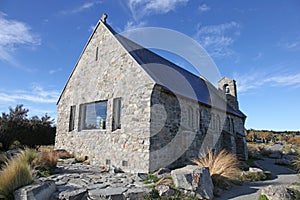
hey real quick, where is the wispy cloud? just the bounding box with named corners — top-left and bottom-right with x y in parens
top-left (60, 1), bottom-right (102, 15)
top-left (194, 21), bottom-right (240, 57)
top-left (126, 0), bottom-right (188, 30)
top-left (124, 20), bottom-right (147, 31)
top-left (128, 0), bottom-right (188, 20)
top-left (234, 70), bottom-right (300, 93)
top-left (198, 4), bottom-right (210, 13)
top-left (0, 12), bottom-right (40, 65)
top-left (0, 84), bottom-right (59, 103)
top-left (278, 38), bottom-right (300, 51)
top-left (49, 67), bottom-right (62, 75)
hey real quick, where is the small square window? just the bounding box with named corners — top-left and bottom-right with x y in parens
top-left (122, 160), bottom-right (128, 167)
top-left (106, 159), bottom-right (111, 165)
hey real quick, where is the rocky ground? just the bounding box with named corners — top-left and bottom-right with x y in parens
top-left (17, 160), bottom-right (152, 199)
top-left (216, 157), bottom-right (299, 200)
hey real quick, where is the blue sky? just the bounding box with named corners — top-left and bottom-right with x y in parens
top-left (0, 0), bottom-right (300, 131)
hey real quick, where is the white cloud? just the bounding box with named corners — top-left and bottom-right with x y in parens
top-left (49, 67), bottom-right (62, 75)
top-left (128, 0), bottom-right (188, 20)
top-left (198, 4), bottom-right (210, 12)
top-left (60, 1), bottom-right (102, 15)
top-left (0, 12), bottom-right (40, 64)
top-left (278, 38), bottom-right (300, 51)
top-left (234, 71), bottom-right (300, 93)
top-left (195, 21), bottom-right (240, 57)
top-left (124, 20), bottom-right (147, 31)
top-left (0, 84), bottom-right (59, 103)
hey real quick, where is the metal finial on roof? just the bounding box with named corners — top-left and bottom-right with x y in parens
top-left (101, 13), bottom-right (107, 23)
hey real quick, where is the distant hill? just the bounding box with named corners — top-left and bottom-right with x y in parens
top-left (245, 129), bottom-right (300, 135)
top-left (245, 129), bottom-right (300, 143)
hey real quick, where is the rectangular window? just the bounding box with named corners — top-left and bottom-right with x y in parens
top-left (112, 98), bottom-right (122, 131)
top-left (95, 47), bottom-right (98, 61)
top-left (122, 160), bottom-right (128, 167)
top-left (79, 101), bottom-right (107, 130)
top-left (69, 105), bottom-right (76, 131)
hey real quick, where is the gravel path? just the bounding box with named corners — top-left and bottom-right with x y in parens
top-left (215, 158), bottom-right (299, 200)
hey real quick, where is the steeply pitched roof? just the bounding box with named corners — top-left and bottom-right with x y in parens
top-left (58, 19), bottom-right (245, 118)
top-left (106, 24), bottom-right (246, 118)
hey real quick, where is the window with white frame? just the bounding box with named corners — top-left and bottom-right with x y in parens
top-left (79, 101), bottom-right (107, 130)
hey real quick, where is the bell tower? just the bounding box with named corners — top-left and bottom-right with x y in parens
top-left (218, 77), bottom-right (238, 110)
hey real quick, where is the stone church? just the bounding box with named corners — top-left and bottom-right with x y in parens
top-left (55, 15), bottom-right (248, 173)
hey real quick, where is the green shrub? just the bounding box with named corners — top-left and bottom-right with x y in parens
top-left (258, 194), bottom-right (269, 200)
top-left (9, 141), bottom-right (22, 150)
top-left (143, 174), bottom-right (160, 184)
top-left (288, 188), bottom-right (300, 199)
top-left (240, 171), bottom-right (271, 182)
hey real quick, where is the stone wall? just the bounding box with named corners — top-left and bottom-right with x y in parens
top-left (55, 21), bottom-right (155, 173)
top-left (56, 20), bottom-right (247, 173)
top-left (149, 85), bottom-right (247, 171)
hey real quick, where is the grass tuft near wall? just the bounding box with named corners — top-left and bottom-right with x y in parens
top-left (192, 149), bottom-right (241, 189)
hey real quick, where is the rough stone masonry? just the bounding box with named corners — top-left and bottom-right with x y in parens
top-left (55, 14), bottom-right (248, 173)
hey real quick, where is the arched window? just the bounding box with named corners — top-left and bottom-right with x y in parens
top-left (188, 107), bottom-right (193, 128)
top-left (227, 117), bottom-right (231, 132)
top-left (216, 114), bottom-right (220, 131)
top-left (211, 113), bottom-right (215, 129)
top-left (195, 109), bottom-right (199, 130)
top-left (231, 118), bottom-right (235, 133)
top-left (199, 110), bottom-right (202, 130)
top-left (224, 84), bottom-right (230, 94)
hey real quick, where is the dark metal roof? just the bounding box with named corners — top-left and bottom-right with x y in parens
top-left (109, 27), bottom-right (246, 118)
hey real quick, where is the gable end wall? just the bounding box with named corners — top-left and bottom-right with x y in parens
top-left (55, 22), bottom-right (155, 173)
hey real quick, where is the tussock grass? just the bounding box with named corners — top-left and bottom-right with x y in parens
top-left (0, 152), bottom-right (8, 169)
top-left (0, 150), bottom-right (34, 199)
top-left (18, 148), bottom-right (38, 166)
top-left (54, 149), bottom-right (72, 159)
top-left (37, 151), bottom-right (58, 170)
top-left (192, 149), bottom-right (241, 189)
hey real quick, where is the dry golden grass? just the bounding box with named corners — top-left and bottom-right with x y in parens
top-left (54, 149), bottom-right (72, 159)
top-left (0, 153), bottom-right (8, 169)
top-left (192, 149), bottom-right (241, 189)
top-left (0, 151), bottom-right (34, 199)
top-left (37, 145), bottom-right (54, 152)
top-left (18, 148), bottom-right (38, 167)
top-left (37, 151), bottom-right (58, 170)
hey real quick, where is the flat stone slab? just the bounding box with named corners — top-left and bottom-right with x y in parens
top-left (14, 180), bottom-right (56, 200)
top-left (88, 187), bottom-right (128, 199)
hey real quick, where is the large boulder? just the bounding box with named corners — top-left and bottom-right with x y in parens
top-left (14, 180), bottom-right (56, 200)
top-left (261, 185), bottom-right (293, 200)
top-left (171, 165), bottom-right (214, 199)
